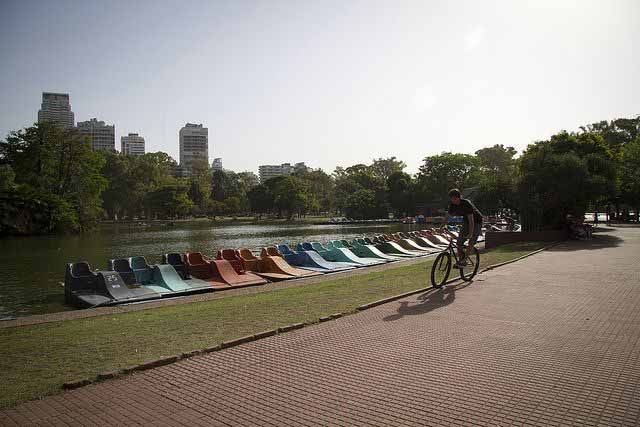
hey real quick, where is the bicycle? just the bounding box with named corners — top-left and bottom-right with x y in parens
top-left (430, 239), bottom-right (480, 288)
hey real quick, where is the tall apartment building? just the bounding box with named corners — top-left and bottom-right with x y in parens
top-left (76, 118), bottom-right (115, 152)
top-left (258, 162), bottom-right (308, 182)
top-left (179, 123), bottom-right (208, 176)
top-left (211, 158), bottom-right (223, 171)
top-left (37, 92), bottom-right (75, 128)
top-left (121, 133), bottom-right (145, 155)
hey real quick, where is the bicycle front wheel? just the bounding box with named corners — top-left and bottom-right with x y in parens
top-left (431, 252), bottom-right (451, 288)
top-left (459, 246), bottom-right (480, 281)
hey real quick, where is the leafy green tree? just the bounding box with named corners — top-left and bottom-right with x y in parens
top-left (474, 145), bottom-right (518, 215)
top-left (387, 171), bottom-right (414, 217)
top-left (247, 184), bottom-right (272, 217)
top-left (369, 157), bottom-right (406, 182)
top-left (415, 152), bottom-right (480, 208)
top-left (344, 189), bottom-right (377, 219)
top-left (0, 123), bottom-right (107, 232)
top-left (581, 116), bottom-right (640, 152)
top-left (145, 183), bottom-right (193, 219)
top-left (236, 171), bottom-right (260, 191)
top-left (620, 137), bottom-right (640, 221)
top-left (100, 151), bottom-right (180, 219)
top-left (100, 152), bottom-right (133, 219)
top-left (517, 131), bottom-right (616, 230)
top-left (211, 170), bottom-right (241, 201)
top-left (294, 168), bottom-right (335, 214)
top-left (0, 164), bottom-right (15, 192)
top-left (263, 175), bottom-right (315, 219)
top-left (333, 163), bottom-right (388, 217)
top-left (188, 158), bottom-right (212, 214)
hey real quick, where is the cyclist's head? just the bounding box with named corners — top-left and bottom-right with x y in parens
top-left (448, 188), bottom-right (461, 205)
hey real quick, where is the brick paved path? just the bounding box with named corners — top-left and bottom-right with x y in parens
top-left (2, 227), bottom-right (640, 426)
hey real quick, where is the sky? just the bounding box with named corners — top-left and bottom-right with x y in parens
top-left (1, 0), bottom-right (638, 174)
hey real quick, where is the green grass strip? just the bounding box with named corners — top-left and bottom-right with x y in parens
top-left (0, 241), bottom-right (545, 408)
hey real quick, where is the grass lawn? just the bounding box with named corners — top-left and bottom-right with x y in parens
top-left (0, 241), bottom-right (546, 409)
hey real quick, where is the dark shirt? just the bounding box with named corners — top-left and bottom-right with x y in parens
top-left (448, 198), bottom-right (483, 225)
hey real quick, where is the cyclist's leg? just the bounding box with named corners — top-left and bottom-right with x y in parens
top-left (467, 226), bottom-right (481, 249)
top-left (456, 223), bottom-right (468, 262)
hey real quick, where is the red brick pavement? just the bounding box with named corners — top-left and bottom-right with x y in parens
top-left (2, 227), bottom-right (640, 426)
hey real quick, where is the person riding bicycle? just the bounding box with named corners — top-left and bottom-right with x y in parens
top-left (442, 189), bottom-right (483, 267)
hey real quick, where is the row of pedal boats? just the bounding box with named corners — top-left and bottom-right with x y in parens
top-left (65, 229), bottom-right (478, 308)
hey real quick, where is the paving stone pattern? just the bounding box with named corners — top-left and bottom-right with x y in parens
top-left (2, 227), bottom-right (639, 426)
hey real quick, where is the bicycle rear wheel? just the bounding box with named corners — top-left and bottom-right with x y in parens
top-left (431, 252), bottom-right (451, 288)
top-left (459, 246), bottom-right (480, 281)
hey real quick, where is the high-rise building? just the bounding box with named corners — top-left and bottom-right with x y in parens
top-left (179, 123), bottom-right (208, 176)
top-left (212, 158), bottom-right (223, 171)
top-left (121, 133), bottom-right (145, 156)
top-left (76, 118), bottom-right (115, 152)
top-left (37, 92), bottom-right (75, 128)
top-left (258, 162), bottom-right (308, 182)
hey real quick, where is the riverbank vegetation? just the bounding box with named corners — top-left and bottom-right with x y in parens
top-left (0, 241), bottom-right (545, 408)
top-left (1, 116), bottom-right (639, 235)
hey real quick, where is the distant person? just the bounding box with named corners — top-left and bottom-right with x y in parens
top-left (443, 189), bottom-right (483, 267)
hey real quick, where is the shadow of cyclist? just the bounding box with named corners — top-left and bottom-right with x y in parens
top-left (383, 281), bottom-right (468, 322)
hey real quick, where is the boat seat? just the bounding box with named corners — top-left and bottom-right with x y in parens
top-left (109, 258), bottom-right (137, 285)
top-left (238, 248), bottom-right (258, 261)
top-left (130, 256), bottom-right (153, 284)
top-left (186, 252), bottom-right (207, 265)
top-left (217, 249), bottom-right (244, 273)
top-left (71, 261), bottom-right (93, 278)
top-left (264, 247), bottom-right (281, 257)
top-left (277, 244), bottom-right (295, 255)
top-left (163, 253), bottom-right (189, 279)
top-left (218, 249), bottom-right (238, 261)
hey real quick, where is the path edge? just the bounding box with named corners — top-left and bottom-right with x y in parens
top-left (61, 241), bottom-right (560, 391)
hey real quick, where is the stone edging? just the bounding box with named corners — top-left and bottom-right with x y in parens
top-left (62, 242), bottom-right (559, 391)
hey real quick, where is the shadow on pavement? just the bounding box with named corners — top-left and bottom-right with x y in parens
top-left (548, 233), bottom-right (623, 251)
top-left (382, 280), bottom-right (472, 322)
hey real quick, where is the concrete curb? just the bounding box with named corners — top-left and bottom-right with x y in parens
top-left (60, 242), bottom-right (557, 392)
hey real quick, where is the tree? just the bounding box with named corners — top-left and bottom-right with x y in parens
top-left (620, 137), bottom-right (640, 221)
top-left (415, 152), bottom-right (480, 208)
top-left (294, 168), bottom-right (335, 214)
top-left (581, 116), bottom-right (640, 152)
top-left (100, 151), bottom-right (180, 219)
top-left (263, 175), bottom-right (315, 219)
top-left (100, 152), bottom-right (133, 219)
top-left (344, 189), bottom-right (377, 219)
top-left (247, 184), bottom-right (272, 217)
top-left (387, 171), bottom-right (414, 217)
top-left (0, 164), bottom-right (15, 192)
top-left (211, 170), bottom-right (241, 202)
top-left (333, 164), bottom-right (388, 218)
top-left (475, 145), bottom-right (517, 175)
top-left (0, 123), bottom-right (107, 232)
top-left (145, 183), bottom-right (193, 219)
top-left (474, 145), bottom-right (518, 215)
top-left (188, 158), bottom-right (212, 214)
top-left (517, 131), bottom-right (616, 230)
top-left (369, 157), bottom-right (406, 182)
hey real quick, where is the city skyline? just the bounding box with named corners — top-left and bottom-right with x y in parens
top-left (1, 0), bottom-right (638, 174)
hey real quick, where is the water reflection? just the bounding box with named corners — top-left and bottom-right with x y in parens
top-left (0, 222), bottom-right (413, 318)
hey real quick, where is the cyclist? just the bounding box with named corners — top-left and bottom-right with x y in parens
top-left (442, 188), bottom-right (483, 267)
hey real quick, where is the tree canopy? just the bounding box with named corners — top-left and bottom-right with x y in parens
top-left (2, 115), bottom-right (639, 235)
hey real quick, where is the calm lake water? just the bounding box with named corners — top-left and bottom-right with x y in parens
top-left (0, 221), bottom-right (415, 319)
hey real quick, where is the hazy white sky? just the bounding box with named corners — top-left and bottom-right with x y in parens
top-left (1, 0), bottom-right (638, 174)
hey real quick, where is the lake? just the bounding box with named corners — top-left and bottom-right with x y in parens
top-left (0, 221), bottom-right (415, 319)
